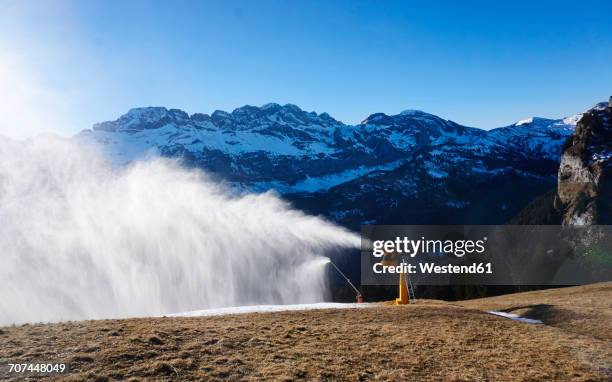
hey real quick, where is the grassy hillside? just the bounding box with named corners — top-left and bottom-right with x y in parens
top-left (1, 283), bottom-right (610, 381)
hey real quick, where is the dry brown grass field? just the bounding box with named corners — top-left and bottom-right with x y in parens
top-left (1, 283), bottom-right (610, 381)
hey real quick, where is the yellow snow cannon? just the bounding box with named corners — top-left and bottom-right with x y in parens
top-left (381, 250), bottom-right (409, 305)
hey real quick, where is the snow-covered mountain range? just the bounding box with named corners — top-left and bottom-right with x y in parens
top-left (76, 103), bottom-right (582, 227)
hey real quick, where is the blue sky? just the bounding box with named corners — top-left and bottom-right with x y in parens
top-left (1, 0), bottom-right (611, 138)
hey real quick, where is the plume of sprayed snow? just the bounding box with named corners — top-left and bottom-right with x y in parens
top-left (0, 136), bottom-right (359, 325)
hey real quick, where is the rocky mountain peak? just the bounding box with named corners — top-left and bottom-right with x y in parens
top-left (514, 117), bottom-right (558, 127)
top-left (360, 112), bottom-right (392, 125)
top-left (557, 98), bottom-right (612, 225)
top-left (93, 107), bottom-right (192, 132)
top-left (360, 110), bottom-right (445, 127)
top-left (92, 103), bottom-right (345, 134)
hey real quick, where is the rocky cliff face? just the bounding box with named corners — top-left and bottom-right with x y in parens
top-left (557, 98), bottom-right (612, 225)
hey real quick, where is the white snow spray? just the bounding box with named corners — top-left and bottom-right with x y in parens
top-left (0, 136), bottom-right (359, 325)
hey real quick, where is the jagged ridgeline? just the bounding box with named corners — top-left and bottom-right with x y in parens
top-left (77, 103), bottom-right (581, 228)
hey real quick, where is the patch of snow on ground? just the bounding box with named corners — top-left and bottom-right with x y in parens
top-left (253, 160), bottom-right (406, 193)
top-left (562, 113), bottom-right (582, 125)
top-left (399, 109), bottom-right (425, 116)
top-left (167, 302), bottom-right (376, 318)
top-left (515, 117), bottom-right (534, 126)
top-left (446, 200), bottom-right (470, 208)
top-left (487, 311), bottom-right (542, 324)
top-left (593, 152), bottom-right (612, 162)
